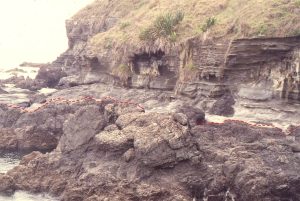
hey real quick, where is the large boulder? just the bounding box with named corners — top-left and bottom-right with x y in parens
top-left (209, 93), bottom-right (235, 116)
top-left (0, 105), bottom-right (22, 128)
top-left (0, 174), bottom-right (15, 196)
top-left (35, 66), bottom-right (67, 88)
top-left (59, 105), bottom-right (108, 152)
top-left (175, 105), bottom-right (205, 127)
top-left (13, 104), bottom-right (76, 151)
top-left (0, 101), bottom-right (86, 152)
top-left (15, 78), bottom-right (47, 91)
top-left (0, 128), bottom-right (18, 151)
top-left (57, 75), bottom-right (81, 88)
top-left (29, 93), bottom-right (47, 104)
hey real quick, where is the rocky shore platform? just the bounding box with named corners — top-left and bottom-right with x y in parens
top-left (0, 82), bottom-right (299, 201)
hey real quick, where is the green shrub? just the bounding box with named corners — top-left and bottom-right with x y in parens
top-left (295, 0), bottom-right (300, 7)
top-left (201, 17), bottom-right (217, 32)
top-left (139, 11), bottom-right (184, 42)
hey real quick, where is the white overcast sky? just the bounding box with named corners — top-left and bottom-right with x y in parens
top-left (0, 0), bottom-right (94, 69)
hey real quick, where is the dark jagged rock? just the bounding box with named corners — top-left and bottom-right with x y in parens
top-left (17, 102), bottom-right (31, 108)
top-left (0, 101), bottom-right (94, 152)
top-left (291, 143), bottom-right (300, 153)
top-left (58, 105), bottom-right (108, 152)
top-left (172, 113), bottom-right (188, 126)
top-left (1, 76), bottom-right (25, 85)
top-left (0, 128), bottom-right (18, 151)
top-left (0, 174), bottom-right (15, 196)
top-left (176, 105), bottom-right (205, 127)
top-left (0, 105), bottom-right (22, 128)
top-left (5, 66), bottom-right (67, 91)
top-left (1, 109), bottom-right (300, 201)
top-left (29, 93), bottom-right (47, 104)
top-left (209, 93), bottom-right (235, 117)
top-left (14, 77), bottom-right (46, 91)
top-left (35, 66), bottom-right (67, 88)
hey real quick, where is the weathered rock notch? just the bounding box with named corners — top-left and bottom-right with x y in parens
top-left (129, 50), bottom-right (178, 90)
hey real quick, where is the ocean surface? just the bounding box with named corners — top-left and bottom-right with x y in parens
top-left (0, 67), bottom-right (38, 80)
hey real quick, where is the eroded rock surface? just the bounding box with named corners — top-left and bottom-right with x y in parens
top-left (1, 102), bottom-right (299, 201)
top-left (0, 100), bottom-right (104, 152)
top-left (59, 105), bottom-right (107, 152)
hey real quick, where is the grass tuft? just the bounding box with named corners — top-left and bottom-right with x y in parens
top-left (120, 22), bottom-right (131, 30)
top-left (201, 17), bottom-right (217, 32)
top-left (139, 11), bottom-right (184, 42)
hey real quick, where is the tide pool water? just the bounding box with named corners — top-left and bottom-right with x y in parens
top-left (0, 152), bottom-right (21, 173)
top-left (0, 84), bottom-right (32, 105)
top-left (0, 191), bottom-right (58, 201)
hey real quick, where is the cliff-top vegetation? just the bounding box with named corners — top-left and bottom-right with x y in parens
top-left (71, 0), bottom-right (300, 52)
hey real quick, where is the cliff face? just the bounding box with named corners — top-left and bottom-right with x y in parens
top-left (178, 37), bottom-right (300, 100)
top-left (53, 0), bottom-right (300, 100)
top-left (58, 35), bottom-right (300, 101)
top-left (46, 0), bottom-right (300, 109)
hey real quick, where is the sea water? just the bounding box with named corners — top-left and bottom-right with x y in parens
top-left (0, 66), bottom-right (38, 80)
